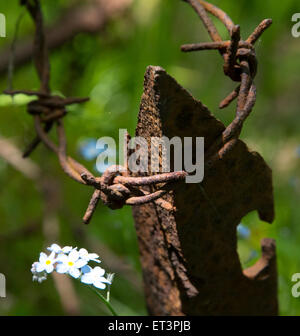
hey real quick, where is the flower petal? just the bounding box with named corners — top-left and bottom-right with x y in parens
top-left (98, 276), bottom-right (111, 284)
top-left (56, 263), bottom-right (68, 274)
top-left (81, 265), bottom-right (91, 274)
top-left (35, 262), bottom-right (45, 272)
top-left (69, 267), bottom-right (81, 279)
top-left (69, 249), bottom-right (79, 262)
top-left (94, 266), bottom-right (105, 276)
top-left (45, 264), bottom-right (54, 274)
top-left (31, 262), bottom-right (38, 273)
top-left (89, 253), bottom-right (100, 262)
top-left (89, 253), bottom-right (99, 259)
top-left (49, 251), bottom-right (56, 261)
top-left (93, 281), bottom-right (106, 290)
top-left (93, 259), bottom-right (101, 264)
top-left (74, 259), bottom-right (87, 269)
top-left (39, 252), bottom-right (47, 263)
top-left (81, 273), bottom-right (94, 284)
top-left (47, 244), bottom-right (61, 253)
top-left (62, 246), bottom-right (73, 254)
top-left (79, 248), bottom-right (88, 257)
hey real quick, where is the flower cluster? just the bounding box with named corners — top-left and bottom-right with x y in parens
top-left (31, 244), bottom-right (113, 290)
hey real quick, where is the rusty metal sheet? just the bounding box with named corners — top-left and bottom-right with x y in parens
top-left (132, 65), bottom-right (277, 316)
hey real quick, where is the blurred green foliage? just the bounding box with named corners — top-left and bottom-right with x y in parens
top-left (0, 0), bottom-right (299, 315)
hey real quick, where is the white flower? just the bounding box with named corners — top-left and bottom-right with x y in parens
top-left (81, 266), bottom-right (111, 289)
top-left (31, 245), bottom-right (111, 288)
top-left (56, 249), bottom-right (87, 279)
top-left (78, 248), bottom-right (101, 263)
top-left (31, 262), bottom-right (48, 283)
top-left (34, 251), bottom-right (56, 274)
top-left (47, 244), bottom-right (73, 255)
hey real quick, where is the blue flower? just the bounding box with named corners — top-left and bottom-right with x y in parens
top-left (79, 138), bottom-right (102, 161)
top-left (237, 223), bottom-right (251, 239)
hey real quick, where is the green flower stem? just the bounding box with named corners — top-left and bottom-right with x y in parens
top-left (88, 285), bottom-right (118, 316)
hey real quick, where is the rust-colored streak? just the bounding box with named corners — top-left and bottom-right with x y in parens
top-left (132, 66), bottom-right (277, 316)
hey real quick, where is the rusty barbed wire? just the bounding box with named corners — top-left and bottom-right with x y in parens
top-left (181, 0), bottom-right (272, 157)
top-left (5, 0), bottom-right (188, 224)
top-left (4, 0), bottom-right (272, 224)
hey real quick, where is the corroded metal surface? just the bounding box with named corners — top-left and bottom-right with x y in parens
top-left (132, 66), bottom-right (277, 316)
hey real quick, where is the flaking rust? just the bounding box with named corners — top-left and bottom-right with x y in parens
top-left (132, 65), bottom-right (277, 316)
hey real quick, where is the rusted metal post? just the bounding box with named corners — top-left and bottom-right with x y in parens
top-left (131, 66), bottom-right (277, 316)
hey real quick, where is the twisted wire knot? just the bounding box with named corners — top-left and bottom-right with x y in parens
top-left (223, 40), bottom-right (257, 82)
top-left (81, 166), bottom-right (188, 220)
top-left (99, 165), bottom-right (131, 210)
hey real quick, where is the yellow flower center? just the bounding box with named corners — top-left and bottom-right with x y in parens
top-left (68, 261), bottom-right (74, 267)
top-left (45, 260), bottom-right (51, 265)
